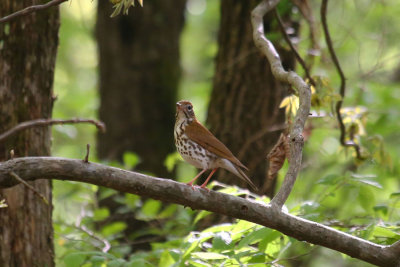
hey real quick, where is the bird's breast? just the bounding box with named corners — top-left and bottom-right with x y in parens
top-left (175, 135), bottom-right (217, 170)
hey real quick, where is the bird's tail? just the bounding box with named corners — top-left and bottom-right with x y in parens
top-left (220, 158), bottom-right (258, 192)
top-left (235, 166), bottom-right (258, 192)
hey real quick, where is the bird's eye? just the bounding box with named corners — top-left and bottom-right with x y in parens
top-left (187, 105), bottom-right (192, 111)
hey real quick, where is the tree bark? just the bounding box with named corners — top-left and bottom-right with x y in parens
top-left (96, 0), bottom-right (185, 177)
top-left (207, 0), bottom-right (295, 197)
top-left (0, 1), bottom-right (59, 266)
top-left (95, 0), bottom-right (186, 251)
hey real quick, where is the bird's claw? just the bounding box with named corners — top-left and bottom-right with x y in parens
top-left (186, 182), bottom-right (196, 190)
top-left (200, 185), bottom-right (210, 192)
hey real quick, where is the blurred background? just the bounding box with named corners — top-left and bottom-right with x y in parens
top-left (51, 0), bottom-right (400, 266)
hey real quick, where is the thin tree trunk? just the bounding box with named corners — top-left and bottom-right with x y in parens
top-left (207, 0), bottom-right (296, 197)
top-left (0, 1), bottom-right (60, 266)
top-left (96, 0), bottom-right (186, 251)
top-left (96, 0), bottom-right (185, 177)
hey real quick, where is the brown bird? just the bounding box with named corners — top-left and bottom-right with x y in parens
top-left (174, 100), bottom-right (257, 191)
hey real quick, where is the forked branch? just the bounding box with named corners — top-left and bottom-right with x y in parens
top-left (251, 0), bottom-right (311, 208)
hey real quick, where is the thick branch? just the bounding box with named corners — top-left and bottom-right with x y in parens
top-left (0, 0), bottom-right (68, 24)
top-left (0, 157), bottom-right (398, 266)
top-left (0, 119), bottom-right (106, 143)
top-left (251, 0), bottom-right (311, 208)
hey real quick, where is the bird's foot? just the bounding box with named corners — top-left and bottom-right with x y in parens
top-left (186, 182), bottom-right (196, 190)
top-left (200, 184), bottom-right (210, 192)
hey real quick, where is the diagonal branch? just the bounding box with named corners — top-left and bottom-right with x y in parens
top-left (0, 157), bottom-right (398, 266)
top-left (0, 118), bottom-right (106, 144)
top-left (0, 0), bottom-right (68, 24)
top-left (251, 0), bottom-right (311, 208)
top-left (9, 171), bottom-right (49, 205)
top-left (320, 0), bottom-right (362, 159)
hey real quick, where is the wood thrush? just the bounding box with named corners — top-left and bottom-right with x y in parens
top-left (174, 100), bottom-right (258, 191)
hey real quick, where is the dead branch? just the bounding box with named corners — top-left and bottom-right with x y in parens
top-left (273, 8), bottom-right (316, 86)
top-left (9, 171), bottom-right (49, 205)
top-left (0, 0), bottom-right (68, 24)
top-left (0, 118), bottom-right (106, 144)
top-left (251, 0), bottom-right (311, 208)
top-left (320, 0), bottom-right (363, 159)
top-left (0, 157), bottom-right (398, 266)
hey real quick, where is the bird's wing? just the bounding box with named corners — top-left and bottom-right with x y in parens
top-left (185, 119), bottom-right (248, 170)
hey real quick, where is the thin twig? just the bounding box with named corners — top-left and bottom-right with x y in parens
top-left (274, 8), bottom-right (316, 86)
top-left (9, 171), bottom-right (49, 205)
top-left (0, 118), bottom-right (106, 143)
top-left (237, 123), bottom-right (287, 159)
top-left (0, 0), bottom-right (68, 24)
top-left (251, 0), bottom-right (311, 208)
top-left (83, 144), bottom-right (90, 163)
top-left (74, 224), bottom-right (111, 253)
top-left (320, 0), bottom-right (362, 159)
top-left (290, 0), bottom-right (320, 69)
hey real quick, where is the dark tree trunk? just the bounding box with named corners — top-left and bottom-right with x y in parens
top-left (95, 0), bottom-right (186, 251)
top-left (207, 0), bottom-right (295, 197)
top-left (96, 0), bottom-right (186, 178)
top-left (0, 1), bottom-right (60, 266)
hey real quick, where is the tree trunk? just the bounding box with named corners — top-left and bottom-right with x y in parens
top-left (95, 0), bottom-right (186, 251)
top-left (96, 0), bottom-right (185, 178)
top-left (0, 1), bottom-right (59, 266)
top-left (207, 0), bottom-right (295, 197)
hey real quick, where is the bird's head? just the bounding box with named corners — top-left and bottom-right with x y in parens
top-left (176, 100), bottom-right (195, 122)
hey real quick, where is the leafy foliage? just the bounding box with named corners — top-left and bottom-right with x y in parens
top-left (110, 0), bottom-right (143, 18)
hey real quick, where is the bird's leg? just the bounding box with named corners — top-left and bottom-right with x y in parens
top-left (200, 168), bottom-right (218, 190)
top-left (186, 169), bottom-right (207, 188)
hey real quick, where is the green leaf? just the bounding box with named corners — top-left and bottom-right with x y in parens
top-left (101, 221), bottom-right (127, 237)
top-left (191, 252), bottom-right (228, 260)
top-left (127, 259), bottom-right (152, 267)
top-left (371, 226), bottom-right (400, 239)
top-left (164, 152), bottom-right (183, 172)
top-left (237, 227), bottom-right (271, 249)
top-left (204, 223), bottom-right (234, 234)
top-left (158, 204), bottom-right (177, 218)
top-left (358, 186), bottom-right (375, 212)
top-left (212, 232), bottom-right (232, 250)
top-left (125, 193), bottom-right (140, 209)
top-left (317, 174), bottom-right (342, 185)
top-left (188, 260), bottom-right (211, 267)
top-left (259, 230), bottom-right (282, 252)
top-left (169, 249), bottom-right (181, 262)
top-left (107, 259), bottom-right (127, 267)
top-left (141, 199), bottom-right (162, 218)
top-left (159, 250), bottom-right (175, 266)
top-left (123, 151), bottom-right (140, 169)
top-left (248, 253), bottom-right (267, 264)
top-left (390, 192), bottom-right (400, 198)
top-left (193, 210), bottom-right (212, 225)
top-left (64, 252), bottom-right (87, 267)
top-left (357, 179), bottom-right (383, 189)
top-left (373, 205), bottom-right (388, 215)
top-left (93, 208), bottom-right (110, 221)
